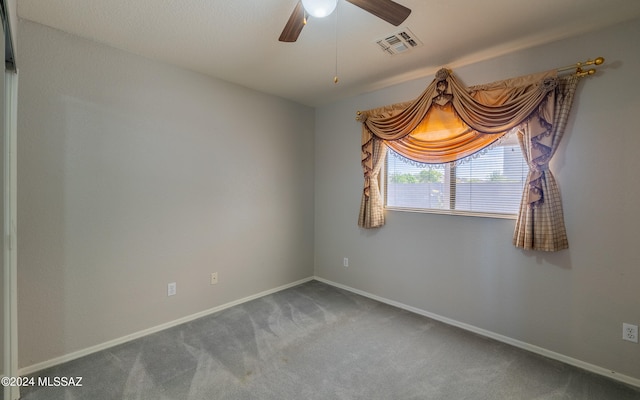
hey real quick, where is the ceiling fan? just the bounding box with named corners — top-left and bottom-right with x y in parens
top-left (279, 0), bottom-right (412, 42)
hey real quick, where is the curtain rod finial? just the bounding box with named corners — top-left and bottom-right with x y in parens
top-left (576, 67), bottom-right (598, 78)
top-left (595, 57), bottom-right (604, 65)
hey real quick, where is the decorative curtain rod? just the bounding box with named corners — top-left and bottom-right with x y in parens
top-left (355, 57), bottom-right (605, 119)
top-left (557, 56), bottom-right (604, 77)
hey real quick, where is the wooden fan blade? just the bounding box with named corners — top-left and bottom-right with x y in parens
top-left (279, 1), bottom-right (306, 42)
top-left (346, 0), bottom-right (411, 26)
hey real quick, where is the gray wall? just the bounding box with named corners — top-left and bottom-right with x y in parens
top-left (314, 18), bottom-right (640, 380)
top-left (18, 20), bottom-right (315, 368)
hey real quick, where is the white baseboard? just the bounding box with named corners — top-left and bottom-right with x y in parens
top-left (314, 276), bottom-right (640, 389)
top-left (19, 276), bottom-right (315, 376)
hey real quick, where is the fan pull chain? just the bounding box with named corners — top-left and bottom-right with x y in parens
top-left (334, 2), bottom-right (339, 84)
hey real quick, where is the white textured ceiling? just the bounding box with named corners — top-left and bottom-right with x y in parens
top-left (17, 0), bottom-right (640, 106)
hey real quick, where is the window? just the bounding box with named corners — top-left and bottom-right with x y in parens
top-left (385, 133), bottom-right (527, 218)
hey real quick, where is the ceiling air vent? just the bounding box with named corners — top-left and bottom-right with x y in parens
top-left (375, 28), bottom-right (422, 55)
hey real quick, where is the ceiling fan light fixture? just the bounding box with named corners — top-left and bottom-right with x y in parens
top-left (301, 0), bottom-right (338, 18)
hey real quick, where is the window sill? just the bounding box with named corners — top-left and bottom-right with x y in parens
top-left (385, 206), bottom-right (518, 220)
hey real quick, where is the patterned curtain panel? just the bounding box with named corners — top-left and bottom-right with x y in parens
top-left (357, 68), bottom-right (580, 252)
top-left (513, 75), bottom-right (579, 251)
top-left (358, 136), bottom-right (386, 228)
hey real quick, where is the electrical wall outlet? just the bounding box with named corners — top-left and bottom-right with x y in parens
top-left (343, 258), bottom-right (349, 267)
top-left (210, 272), bottom-right (218, 285)
top-left (622, 323), bottom-right (638, 343)
top-left (167, 282), bottom-right (177, 296)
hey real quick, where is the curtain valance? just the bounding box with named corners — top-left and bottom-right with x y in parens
top-left (357, 67), bottom-right (580, 252)
top-left (357, 68), bottom-right (558, 165)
